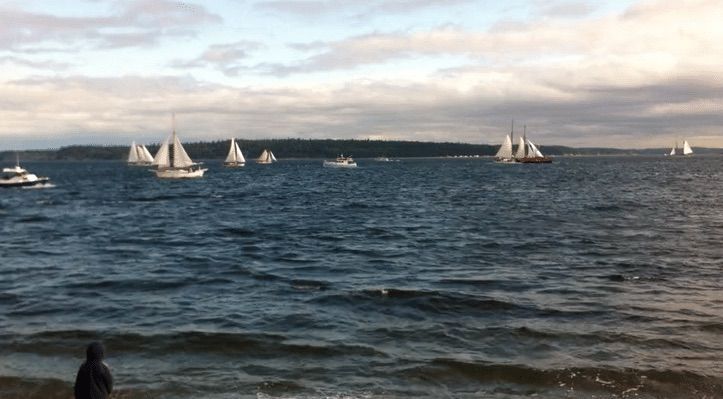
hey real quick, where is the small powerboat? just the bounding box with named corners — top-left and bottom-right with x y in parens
top-left (0, 163), bottom-right (51, 188)
top-left (323, 154), bottom-right (357, 168)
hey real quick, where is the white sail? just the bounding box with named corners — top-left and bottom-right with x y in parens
top-left (528, 141), bottom-right (544, 157)
top-left (257, 149), bottom-right (269, 162)
top-left (683, 140), bottom-right (693, 155)
top-left (172, 132), bottom-right (195, 168)
top-left (515, 136), bottom-right (526, 159)
top-left (234, 142), bottom-right (245, 163)
top-left (495, 135), bottom-right (513, 159)
top-left (669, 146), bottom-right (676, 156)
top-left (128, 141), bottom-right (139, 163)
top-left (225, 138), bottom-right (238, 163)
top-left (140, 145), bottom-right (154, 162)
top-left (270, 151), bottom-right (277, 162)
top-left (152, 138), bottom-right (170, 167)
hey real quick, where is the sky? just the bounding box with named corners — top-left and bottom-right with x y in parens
top-left (1, 0), bottom-right (722, 150)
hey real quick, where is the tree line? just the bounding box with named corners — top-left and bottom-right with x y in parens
top-left (0, 138), bottom-right (676, 162)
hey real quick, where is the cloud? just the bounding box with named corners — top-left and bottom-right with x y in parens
top-left (258, 0), bottom-right (721, 78)
top-left (0, 56), bottom-right (71, 70)
top-left (2, 66), bottom-right (722, 150)
top-left (171, 41), bottom-right (263, 76)
top-left (0, 0), bottom-right (221, 51)
top-left (533, 1), bottom-right (596, 17)
top-left (255, 0), bottom-right (473, 18)
top-left (1, 0), bottom-right (723, 149)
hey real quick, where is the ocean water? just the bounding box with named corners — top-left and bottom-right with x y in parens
top-left (0, 156), bottom-right (721, 399)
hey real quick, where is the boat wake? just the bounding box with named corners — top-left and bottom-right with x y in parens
top-left (22, 183), bottom-right (55, 189)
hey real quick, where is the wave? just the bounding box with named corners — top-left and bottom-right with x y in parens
top-left (401, 359), bottom-right (723, 397)
top-left (2, 330), bottom-right (387, 359)
top-left (0, 376), bottom-right (169, 399)
top-left (220, 227), bottom-right (256, 237)
top-left (15, 215), bottom-right (50, 223)
top-left (310, 288), bottom-right (524, 315)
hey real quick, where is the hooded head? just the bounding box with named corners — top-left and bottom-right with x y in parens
top-left (86, 342), bottom-right (105, 362)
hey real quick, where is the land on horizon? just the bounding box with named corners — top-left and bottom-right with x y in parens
top-left (1, 138), bottom-right (720, 162)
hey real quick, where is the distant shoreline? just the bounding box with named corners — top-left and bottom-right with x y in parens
top-left (1, 138), bottom-right (721, 161)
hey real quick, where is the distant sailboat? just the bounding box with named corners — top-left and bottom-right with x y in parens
top-left (669, 140), bottom-right (693, 156)
top-left (224, 138), bottom-right (245, 167)
top-left (127, 141), bottom-right (154, 166)
top-left (256, 149), bottom-right (277, 164)
top-left (152, 115), bottom-right (207, 179)
top-left (516, 126), bottom-right (553, 163)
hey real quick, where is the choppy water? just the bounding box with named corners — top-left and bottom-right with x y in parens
top-left (1, 156), bottom-right (722, 399)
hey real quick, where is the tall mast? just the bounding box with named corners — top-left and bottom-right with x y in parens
top-left (510, 120), bottom-right (514, 147)
top-left (171, 113), bottom-right (176, 166)
top-left (523, 125), bottom-right (527, 158)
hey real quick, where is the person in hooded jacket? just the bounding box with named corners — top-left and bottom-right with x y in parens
top-left (74, 342), bottom-right (113, 399)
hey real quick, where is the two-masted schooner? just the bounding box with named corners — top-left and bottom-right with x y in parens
top-left (151, 116), bottom-right (207, 179)
top-left (256, 149), bottom-right (277, 164)
top-left (669, 140), bottom-right (693, 156)
top-left (127, 141), bottom-right (154, 166)
top-left (224, 138), bottom-right (246, 167)
top-left (495, 122), bottom-right (552, 163)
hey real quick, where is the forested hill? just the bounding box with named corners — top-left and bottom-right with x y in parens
top-left (0, 138), bottom-right (716, 161)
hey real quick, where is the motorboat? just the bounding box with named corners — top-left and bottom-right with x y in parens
top-left (323, 154), bottom-right (357, 168)
top-left (0, 159), bottom-right (51, 188)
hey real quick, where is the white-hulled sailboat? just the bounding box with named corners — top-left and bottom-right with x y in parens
top-left (224, 138), bottom-right (245, 167)
top-left (256, 149), bottom-right (277, 164)
top-left (669, 140), bottom-right (693, 156)
top-left (151, 116), bottom-right (207, 179)
top-left (127, 141), bottom-right (154, 166)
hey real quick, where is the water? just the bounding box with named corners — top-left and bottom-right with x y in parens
top-left (1, 157), bottom-right (722, 398)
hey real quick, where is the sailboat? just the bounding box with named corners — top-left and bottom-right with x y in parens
top-left (127, 141), bottom-right (154, 166)
top-left (224, 138), bottom-right (246, 167)
top-left (494, 121), bottom-right (516, 163)
top-left (256, 149), bottom-right (277, 164)
top-left (516, 126), bottom-right (553, 163)
top-left (151, 116), bottom-right (207, 179)
top-left (669, 140), bottom-right (693, 156)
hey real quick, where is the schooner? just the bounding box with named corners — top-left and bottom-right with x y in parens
top-left (127, 141), bottom-right (154, 166)
top-left (256, 149), bottom-right (277, 164)
top-left (151, 115), bottom-right (208, 179)
top-left (669, 140), bottom-right (693, 156)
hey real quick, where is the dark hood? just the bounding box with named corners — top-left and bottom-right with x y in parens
top-left (86, 342), bottom-right (105, 362)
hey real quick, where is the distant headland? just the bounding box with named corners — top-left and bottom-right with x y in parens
top-left (0, 138), bottom-right (719, 161)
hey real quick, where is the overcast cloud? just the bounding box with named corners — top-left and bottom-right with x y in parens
top-left (0, 0), bottom-right (721, 150)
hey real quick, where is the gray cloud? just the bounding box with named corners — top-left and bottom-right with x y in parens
top-left (0, 0), bottom-right (221, 51)
top-left (2, 71), bottom-right (722, 150)
top-left (171, 41), bottom-right (263, 76)
top-left (2, 1), bottom-right (723, 149)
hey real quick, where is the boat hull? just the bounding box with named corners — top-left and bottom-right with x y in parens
top-left (494, 158), bottom-right (518, 164)
top-left (0, 177), bottom-right (50, 188)
top-left (155, 168), bottom-right (207, 179)
top-left (223, 162), bottom-right (245, 167)
top-left (323, 161), bottom-right (357, 168)
top-left (519, 157), bottom-right (553, 163)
